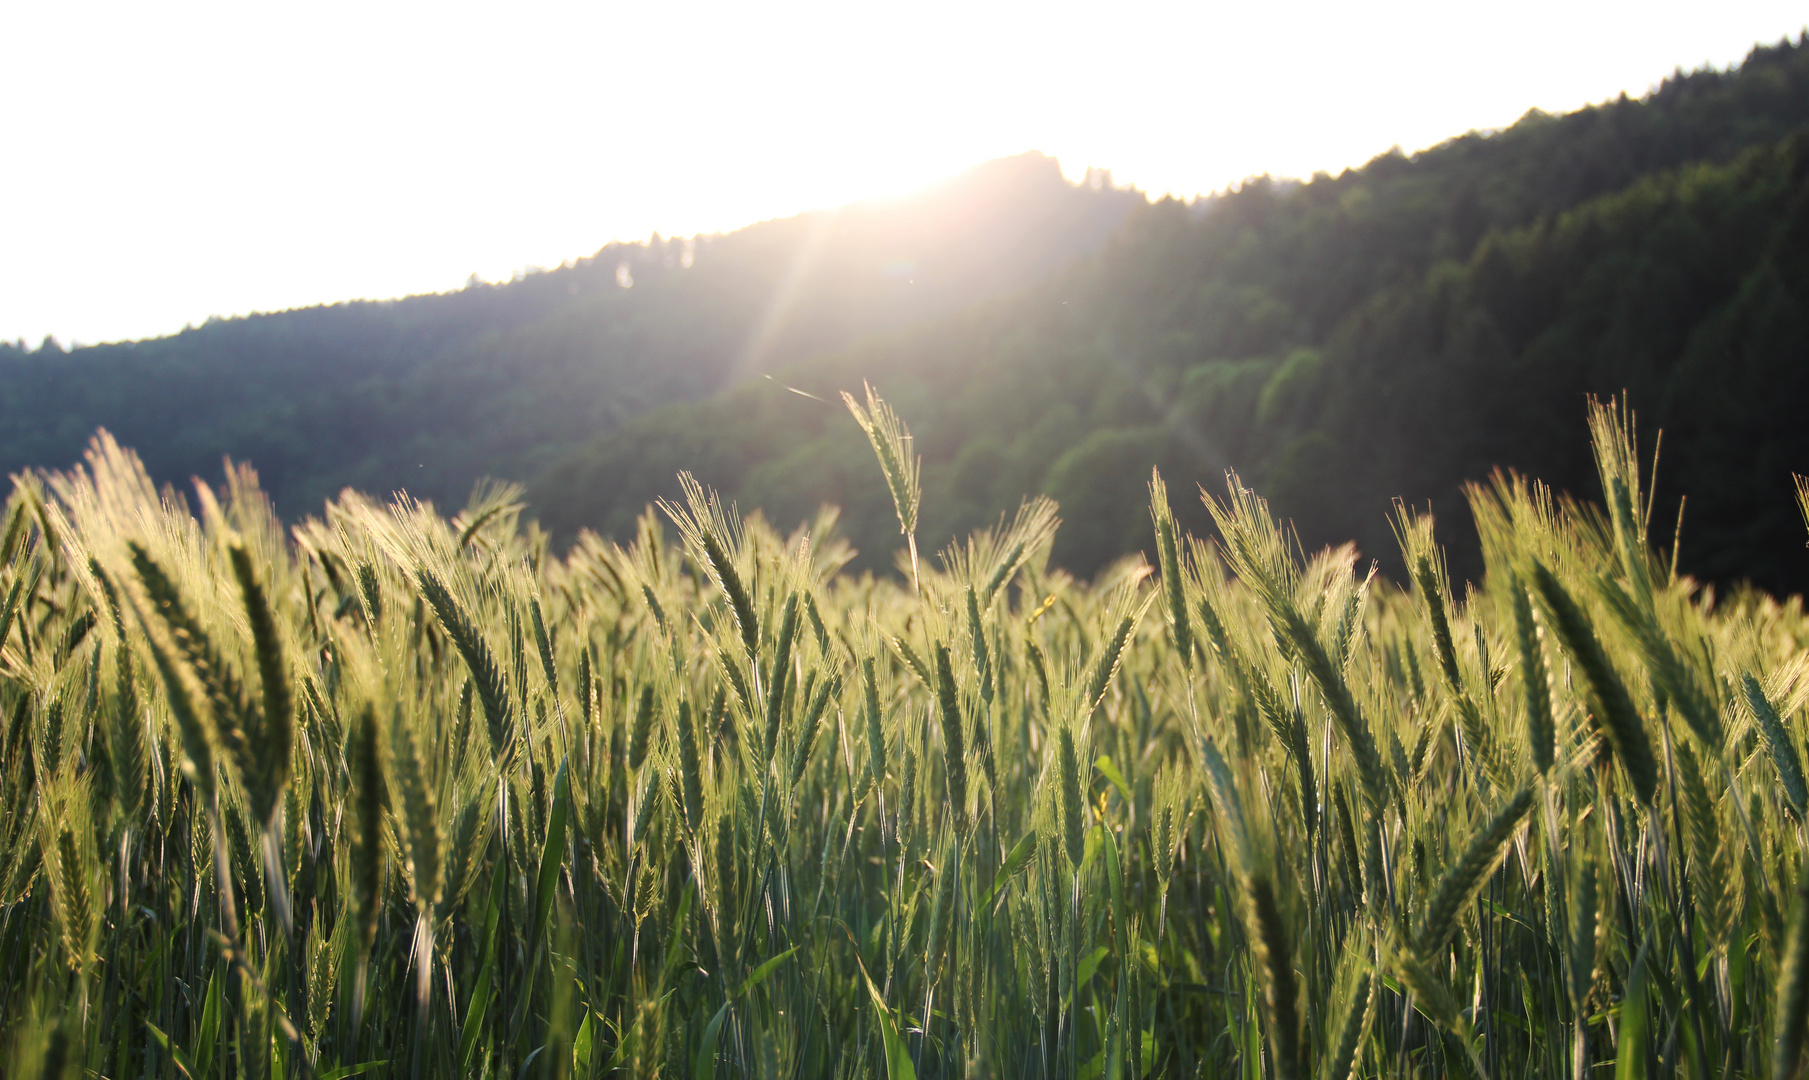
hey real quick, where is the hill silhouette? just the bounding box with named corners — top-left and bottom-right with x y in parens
top-left (533, 35), bottom-right (1809, 595)
top-left (0, 152), bottom-right (1135, 515)
top-left (9, 38), bottom-right (1809, 593)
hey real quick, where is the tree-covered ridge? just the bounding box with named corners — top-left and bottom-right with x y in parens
top-left (535, 36), bottom-right (1809, 595)
top-left (0, 152), bottom-right (1136, 518)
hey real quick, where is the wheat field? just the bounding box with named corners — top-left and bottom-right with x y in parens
top-left (2, 390), bottom-right (1808, 1080)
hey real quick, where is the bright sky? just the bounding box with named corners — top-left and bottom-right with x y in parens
top-left (3, 1), bottom-right (1805, 347)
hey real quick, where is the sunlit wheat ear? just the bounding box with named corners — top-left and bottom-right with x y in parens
top-left (1412, 552), bottom-right (1463, 694)
top-left (1745, 673), bottom-right (1809, 819)
top-left (506, 604), bottom-right (528, 722)
top-left (126, 549), bottom-right (217, 806)
top-left (355, 560), bottom-right (383, 626)
top-left (891, 634), bottom-right (932, 689)
top-left (673, 700), bottom-right (704, 834)
top-left (1152, 763), bottom-right (1186, 939)
top-left (963, 586), bottom-right (992, 703)
top-left (129, 543), bottom-right (258, 757)
top-left (659, 473), bottom-right (758, 659)
top-left (980, 538), bottom-right (1026, 606)
top-left (1246, 873), bottom-right (1301, 1080)
top-left (897, 746), bottom-right (918, 850)
top-left (930, 642), bottom-right (970, 834)
top-left (1198, 735), bottom-right (1252, 874)
top-left (632, 861), bottom-right (660, 938)
top-left (1388, 505), bottom-right (1456, 683)
top-left (347, 703), bottom-right (387, 1025)
top-left (1153, 792), bottom-right (1177, 889)
top-left (627, 684), bottom-right (656, 772)
top-left (1591, 567), bottom-right (1722, 746)
top-left (1567, 845), bottom-right (1598, 1011)
top-left (229, 542), bottom-right (292, 829)
top-left (1673, 739), bottom-right (1729, 932)
top-left (716, 645), bottom-right (756, 722)
top-left (1209, 479), bottom-right (1390, 807)
top-left (861, 656), bottom-right (886, 794)
top-left (1149, 469), bottom-right (1194, 668)
top-left (91, 559), bottom-right (148, 822)
top-left (1016, 889), bottom-right (1049, 1024)
top-left (841, 381), bottom-right (920, 548)
top-left (304, 902), bottom-right (336, 1045)
top-left (1530, 559), bottom-right (1656, 803)
top-left (0, 497), bottom-right (26, 571)
top-left (1024, 639), bottom-right (1052, 720)
top-left (427, 781), bottom-right (468, 909)
top-left (0, 570), bottom-right (26, 660)
top-left (1191, 590), bottom-right (1260, 725)
top-left (765, 592), bottom-right (798, 762)
top-left (924, 836), bottom-right (958, 970)
top-left (1415, 786), bottom-right (1534, 956)
top-left (789, 674), bottom-right (832, 787)
top-left (1511, 574), bottom-right (1556, 773)
top-left (710, 807), bottom-right (736, 919)
top-left (1796, 473), bottom-right (1809, 541)
top-left (1587, 395), bottom-right (1658, 607)
top-left (39, 776), bottom-right (97, 978)
top-left (1396, 507), bottom-right (1498, 780)
top-left (1329, 561), bottom-right (1372, 671)
top-left (416, 567), bottom-right (514, 764)
top-left (1332, 781), bottom-right (1362, 895)
top-left (390, 709), bottom-right (441, 914)
top-left (1391, 942), bottom-right (1466, 1037)
top-left (1081, 614), bottom-right (1134, 715)
top-left (573, 643), bottom-right (593, 733)
top-left (1324, 962), bottom-right (1374, 1078)
top-left (529, 596), bottom-right (559, 696)
top-left (704, 527), bottom-right (759, 658)
top-left (14, 476), bottom-right (59, 565)
top-left (1057, 723), bottom-right (1084, 870)
top-left (1408, 708), bottom-right (1438, 784)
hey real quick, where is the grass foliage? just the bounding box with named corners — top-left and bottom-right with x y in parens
top-left (3, 395), bottom-right (1809, 1079)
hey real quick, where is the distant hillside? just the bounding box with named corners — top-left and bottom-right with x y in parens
top-left (0, 153), bottom-right (1137, 515)
top-left (534, 36), bottom-right (1809, 596)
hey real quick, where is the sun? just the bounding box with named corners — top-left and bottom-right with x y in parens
top-left (2, 0), bottom-right (1803, 344)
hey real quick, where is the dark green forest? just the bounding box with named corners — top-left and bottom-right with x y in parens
top-left (536, 35), bottom-right (1809, 595)
top-left (0, 153), bottom-right (1135, 514)
top-left (10, 37), bottom-right (1809, 593)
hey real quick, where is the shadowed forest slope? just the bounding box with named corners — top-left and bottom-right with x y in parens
top-left (535, 36), bottom-right (1809, 595)
top-left (0, 152), bottom-right (1135, 515)
top-left (9, 39), bottom-right (1809, 594)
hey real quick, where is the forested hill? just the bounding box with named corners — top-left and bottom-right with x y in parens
top-left (0, 152), bottom-right (1137, 515)
top-left (535, 36), bottom-right (1809, 597)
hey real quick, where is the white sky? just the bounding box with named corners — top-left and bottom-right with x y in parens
top-left (3, 1), bottom-right (1805, 347)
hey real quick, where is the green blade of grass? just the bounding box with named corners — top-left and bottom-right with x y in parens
top-left (457, 867), bottom-right (507, 1075)
top-left (860, 961), bottom-right (917, 1080)
top-left (977, 830), bottom-right (1038, 913)
top-left (531, 758), bottom-right (571, 951)
top-left (145, 1021), bottom-right (199, 1080)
